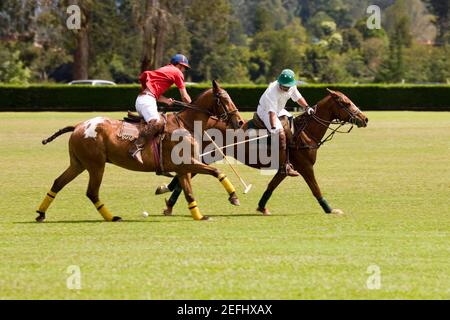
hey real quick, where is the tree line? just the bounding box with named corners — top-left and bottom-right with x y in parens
top-left (0, 0), bottom-right (449, 84)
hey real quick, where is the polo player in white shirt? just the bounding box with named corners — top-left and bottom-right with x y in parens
top-left (256, 69), bottom-right (315, 177)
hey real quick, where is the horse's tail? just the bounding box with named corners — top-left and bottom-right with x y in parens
top-left (42, 126), bottom-right (76, 145)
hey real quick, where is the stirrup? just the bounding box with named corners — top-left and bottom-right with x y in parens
top-left (130, 148), bottom-right (144, 164)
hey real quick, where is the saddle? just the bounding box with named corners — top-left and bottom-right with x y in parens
top-left (116, 112), bottom-right (144, 141)
top-left (118, 111), bottom-right (170, 174)
top-left (123, 111), bottom-right (145, 124)
top-left (248, 112), bottom-right (292, 132)
top-left (247, 112), bottom-right (315, 149)
top-left (118, 111), bottom-right (166, 141)
top-left (247, 112), bottom-right (294, 145)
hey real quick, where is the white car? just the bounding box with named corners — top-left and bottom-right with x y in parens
top-left (68, 80), bottom-right (117, 86)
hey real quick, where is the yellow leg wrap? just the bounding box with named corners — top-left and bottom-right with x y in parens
top-left (37, 190), bottom-right (57, 213)
top-left (218, 174), bottom-right (235, 195)
top-left (94, 201), bottom-right (113, 222)
top-left (188, 201), bottom-right (203, 220)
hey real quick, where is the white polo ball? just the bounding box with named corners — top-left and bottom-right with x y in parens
top-left (142, 211), bottom-right (149, 218)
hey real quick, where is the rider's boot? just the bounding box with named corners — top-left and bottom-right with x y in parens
top-left (129, 119), bottom-right (164, 164)
top-left (278, 129), bottom-right (300, 177)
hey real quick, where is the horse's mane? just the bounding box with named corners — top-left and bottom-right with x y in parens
top-left (192, 88), bottom-right (213, 105)
top-left (292, 94), bottom-right (334, 133)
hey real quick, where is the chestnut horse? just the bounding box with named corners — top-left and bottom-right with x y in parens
top-left (156, 89), bottom-right (368, 216)
top-left (36, 80), bottom-right (245, 222)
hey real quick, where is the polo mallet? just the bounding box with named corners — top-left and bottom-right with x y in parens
top-left (203, 131), bottom-right (252, 194)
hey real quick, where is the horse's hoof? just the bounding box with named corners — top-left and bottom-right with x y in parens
top-left (163, 199), bottom-right (173, 216)
top-left (331, 209), bottom-right (344, 215)
top-left (200, 216), bottom-right (211, 221)
top-left (112, 216), bottom-right (122, 222)
top-left (257, 207), bottom-right (271, 216)
top-left (163, 207), bottom-right (173, 216)
top-left (229, 195), bottom-right (240, 206)
top-left (35, 215), bottom-right (46, 223)
top-left (155, 184), bottom-right (170, 195)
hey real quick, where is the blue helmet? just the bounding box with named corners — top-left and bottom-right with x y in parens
top-left (170, 54), bottom-right (191, 69)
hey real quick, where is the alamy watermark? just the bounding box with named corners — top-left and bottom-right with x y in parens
top-left (367, 5), bottom-right (381, 30)
top-left (66, 265), bottom-right (82, 290)
top-left (366, 264), bottom-right (381, 290)
top-left (169, 121), bottom-right (280, 172)
top-left (66, 5), bottom-right (81, 30)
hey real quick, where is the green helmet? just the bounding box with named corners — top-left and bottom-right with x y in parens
top-left (277, 69), bottom-right (297, 87)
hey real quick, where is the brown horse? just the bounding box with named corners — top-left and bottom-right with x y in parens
top-left (156, 89), bottom-right (368, 216)
top-left (36, 80), bottom-right (245, 222)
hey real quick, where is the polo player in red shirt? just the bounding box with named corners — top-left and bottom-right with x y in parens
top-left (129, 54), bottom-right (192, 164)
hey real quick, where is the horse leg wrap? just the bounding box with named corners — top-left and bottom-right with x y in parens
top-left (318, 198), bottom-right (332, 214)
top-left (218, 174), bottom-right (235, 195)
top-left (188, 201), bottom-right (203, 220)
top-left (37, 190), bottom-right (57, 214)
top-left (94, 201), bottom-right (113, 221)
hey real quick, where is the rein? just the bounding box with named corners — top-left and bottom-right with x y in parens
top-left (173, 100), bottom-right (213, 116)
top-left (310, 115), bottom-right (354, 147)
top-left (294, 98), bottom-right (358, 149)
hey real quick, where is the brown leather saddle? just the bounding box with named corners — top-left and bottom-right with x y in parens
top-left (118, 112), bottom-right (172, 176)
top-left (118, 111), bottom-right (168, 141)
top-left (123, 111), bottom-right (145, 124)
top-left (249, 112), bottom-right (316, 149)
top-left (116, 111), bottom-right (145, 141)
top-left (248, 112), bottom-right (294, 145)
top-left (249, 112), bottom-right (292, 132)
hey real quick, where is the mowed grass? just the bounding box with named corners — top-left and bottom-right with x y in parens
top-left (0, 111), bottom-right (448, 300)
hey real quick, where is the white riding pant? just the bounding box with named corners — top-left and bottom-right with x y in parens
top-left (135, 94), bottom-right (160, 122)
top-left (257, 109), bottom-right (283, 131)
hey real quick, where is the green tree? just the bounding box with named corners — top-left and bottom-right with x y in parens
top-left (187, 0), bottom-right (233, 82)
top-left (0, 44), bottom-right (31, 84)
top-left (254, 5), bottom-right (274, 33)
top-left (428, 47), bottom-right (450, 82)
top-left (424, 0), bottom-right (450, 44)
top-left (377, 0), bottom-right (412, 82)
top-left (361, 37), bottom-right (389, 80)
top-left (355, 18), bottom-right (388, 40)
top-left (0, 0), bottom-right (37, 39)
top-left (251, 20), bottom-right (307, 82)
top-left (302, 46), bottom-right (351, 83)
top-left (342, 28), bottom-right (363, 52)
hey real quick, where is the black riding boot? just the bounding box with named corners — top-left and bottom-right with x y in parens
top-left (278, 130), bottom-right (300, 177)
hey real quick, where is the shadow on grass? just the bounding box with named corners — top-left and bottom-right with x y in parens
top-left (14, 213), bottom-right (290, 224)
top-left (208, 214), bottom-right (289, 217)
top-left (14, 219), bottom-right (186, 224)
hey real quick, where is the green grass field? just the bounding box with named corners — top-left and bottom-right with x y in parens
top-left (0, 111), bottom-right (449, 300)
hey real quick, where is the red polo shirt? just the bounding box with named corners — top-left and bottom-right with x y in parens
top-left (139, 64), bottom-right (185, 99)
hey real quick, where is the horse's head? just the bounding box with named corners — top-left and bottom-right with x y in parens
top-left (194, 80), bottom-right (245, 129)
top-left (211, 80), bottom-right (245, 129)
top-left (325, 89), bottom-right (369, 128)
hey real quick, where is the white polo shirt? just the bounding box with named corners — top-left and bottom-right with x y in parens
top-left (257, 81), bottom-right (302, 129)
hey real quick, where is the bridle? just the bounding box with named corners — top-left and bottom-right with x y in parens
top-left (212, 90), bottom-right (239, 123)
top-left (174, 89), bottom-right (239, 131)
top-left (297, 94), bottom-right (363, 148)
